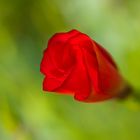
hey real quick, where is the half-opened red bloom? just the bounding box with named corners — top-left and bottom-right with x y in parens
top-left (40, 29), bottom-right (126, 102)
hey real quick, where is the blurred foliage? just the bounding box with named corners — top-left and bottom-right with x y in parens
top-left (0, 0), bottom-right (140, 140)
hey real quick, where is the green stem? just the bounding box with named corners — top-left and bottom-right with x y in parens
top-left (117, 84), bottom-right (140, 102)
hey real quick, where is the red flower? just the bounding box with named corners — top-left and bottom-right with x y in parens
top-left (40, 29), bottom-right (126, 102)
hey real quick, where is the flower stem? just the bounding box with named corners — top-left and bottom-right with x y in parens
top-left (117, 84), bottom-right (140, 102)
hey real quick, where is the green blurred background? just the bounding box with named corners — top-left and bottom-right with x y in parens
top-left (0, 0), bottom-right (140, 140)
